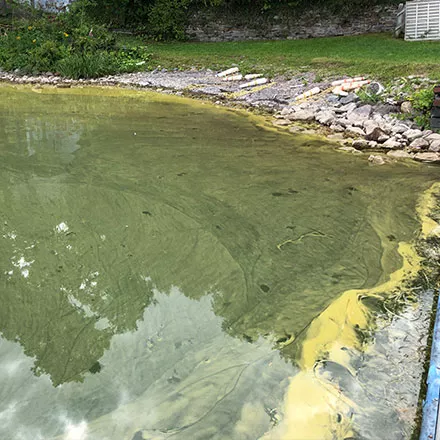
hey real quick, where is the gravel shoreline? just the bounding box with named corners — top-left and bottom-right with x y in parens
top-left (2, 68), bottom-right (440, 165)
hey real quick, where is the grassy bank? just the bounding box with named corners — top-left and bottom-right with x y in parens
top-left (143, 33), bottom-right (440, 80)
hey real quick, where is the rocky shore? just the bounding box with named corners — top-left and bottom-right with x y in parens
top-left (1, 68), bottom-right (439, 164)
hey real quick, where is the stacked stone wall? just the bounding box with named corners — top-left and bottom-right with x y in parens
top-left (186, 5), bottom-right (399, 41)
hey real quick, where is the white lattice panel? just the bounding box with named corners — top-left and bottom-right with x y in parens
top-left (405, 0), bottom-right (440, 40)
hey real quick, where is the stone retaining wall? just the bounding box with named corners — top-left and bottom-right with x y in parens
top-left (186, 5), bottom-right (399, 42)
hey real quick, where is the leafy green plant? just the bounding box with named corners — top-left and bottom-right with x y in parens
top-left (56, 51), bottom-right (117, 78)
top-left (356, 86), bottom-right (382, 105)
top-left (114, 45), bottom-right (151, 71)
top-left (0, 2), bottom-right (151, 78)
top-left (409, 88), bottom-right (433, 129)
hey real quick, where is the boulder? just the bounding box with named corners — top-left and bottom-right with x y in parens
top-left (391, 124), bottom-right (410, 135)
top-left (374, 103), bottom-right (400, 115)
top-left (429, 140), bottom-right (440, 152)
top-left (363, 120), bottom-right (379, 135)
top-left (330, 123), bottom-right (345, 132)
top-left (326, 94), bottom-right (340, 105)
top-left (340, 93), bottom-right (358, 105)
top-left (353, 104), bottom-right (373, 119)
top-left (368, 141), bottom-right (378, 148)
top-left (336, 118), bottom-right (349, 128)
top-left (345, 126), bottom-right (366, 137)
top-left (382, 138), bottom-right (401, 149)
top-left (288, 126), bottom-right (303, 133)
top-left (368, 155), bottom-right (388, 165)
top-left (387, 150), bottom-right (413, 159)
top-left (365, 126), bottom-right (387, 142)
top-left (414, 152), bottom-right (440, 163)
top-left (403, 129), bottom-right (423, 142)
top-left (280, 107), bottom-right (293, 116)
top-left (352, 139), bottom-right (369, 149)
top-left (408, 137), bottom-right (430, 150)
top-left (377, 134), bottom-right (391, 143)
top-left (273, 119), bottom-right (291, 127)
top-left (426, 133), bottom-right (440, 142)
top-left (335, 102), bottom-right (357, 114)
top-left (327, 133), bottom-right (345, 141)
top-left (346, 105), bottom-right (373, 127)
top-left (339, 146), bottom-right (362, 154)
top-left (315, 110), bottom-right (335, 126)
top-left (286, 110), bottom-right (315, 122)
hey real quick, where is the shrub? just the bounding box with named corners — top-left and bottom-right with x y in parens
top-left (148, 0), bottom-right (191, 41)
top-left (409, 88), bottom-right (433, 129)
top-left (0, 4), bottom-right (151, 78)
top-left (56, 51), bottom-right (117, 78)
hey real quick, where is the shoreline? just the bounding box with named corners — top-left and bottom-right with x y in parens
top-left (2, 68), bottom-right (440, 165)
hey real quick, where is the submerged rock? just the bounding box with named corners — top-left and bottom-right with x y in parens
top-left (368, 154), bottom-right (388, 165)
top-left (414, 152), bottom-right (440, 163)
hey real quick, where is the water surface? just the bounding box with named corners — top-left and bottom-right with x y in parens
top-left (0, 85), bottom-right (439, 439)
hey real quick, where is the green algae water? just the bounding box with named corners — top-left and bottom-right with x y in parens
top-left (0, 85), bottom-right (439, 440)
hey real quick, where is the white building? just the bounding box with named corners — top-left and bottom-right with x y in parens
top-left (405, 0), bottom-right (440, 40)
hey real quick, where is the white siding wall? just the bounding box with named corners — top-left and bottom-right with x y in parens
top-left (19, 0), bottom-right (71, 11)
top-left (405, 0), bottom-right (440, 40)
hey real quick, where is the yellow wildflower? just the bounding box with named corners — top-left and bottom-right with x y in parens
top-left (28, 26), bottom-right (33, 31)
top-left (16, 36), bottom-right (20, 40)
top-left (63, 32), bottom-right (69, 37)
top-left (32, 39), bottom-right (36, 44)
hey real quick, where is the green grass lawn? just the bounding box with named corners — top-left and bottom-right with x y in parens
top-left (131, 33), bottom-right (440, 81)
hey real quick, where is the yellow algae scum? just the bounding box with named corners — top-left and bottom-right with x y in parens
top-left (263, 182), bottom-right (440, 440)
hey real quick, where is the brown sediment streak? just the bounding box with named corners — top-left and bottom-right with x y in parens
top-left (264, 183), bottom-right (440, 440)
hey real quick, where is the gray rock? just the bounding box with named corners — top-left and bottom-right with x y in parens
top-left (335, 102), bottom-right (357, 114)
top-left (368, 141), bottom-right (378, 148)
top-left (346, 105), bottom-right (373, 127)
top-left (363, 120), bottom-right (379, 135)
top-left (336, 118), bottom-right (349, 128)
top-left (326, 94), bottom-right (340, 104)
top-left (327, 133), bottom-right (345, 141)
top-left (374, 103), bottom-right (400, 115)
top-left (329, 123), bottom-right (345, 132)
top-left (315, 110), bottom-right (335, 126)
top-left (364, 120), bottom-right (387, 142)
top-left (377, 134), bottom-right (391, 143)
top-left (408, 137), bottom-right (430, 150)
top-left (353, 104), bottom-right (373, 119)
top-left (340, 93), bottom-right (358, 105)
top-left (403, 129), bottom-right (423, 142)
top-left (339, 146), bottom-right (362, 154)
top-left (391, 124), bottom-right (410, 135)
top-left (382, 138), bottom-right (401, 149)
top-left (352, 139), bottom-right (369, 149)
top-left (368, 155), bottom-right (387, 165)
top-left (414, 152), bottom-right (440, 163)
top-left (286, 110), bottom-right (315, 122)
top-left (345, 126), bottom-right (366, 137)
top-left (429, 140), bottom-right (440, 152)
top-left (387, 150), bottom-right (413, 159)
top-left (273, 119), bottom-right (291, 127)
top-left (368, 127), bottom-right (388, 142)
top-left (280, 107), bottom-right (293, 116)
top-left (288, 126), bottom-right (304, 133)
top-left (426, 133), bottom-right (440, 142)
